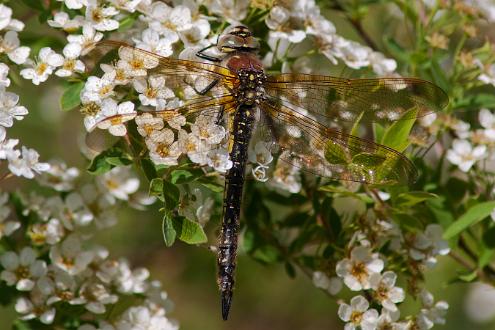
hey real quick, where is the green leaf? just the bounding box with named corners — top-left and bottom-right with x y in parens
top-left (200, 181), bottom-right (224, 193)
top-left (381, 108), bottom-right (418, 152)
top-left (348, 111), bottom-right (364, 157)
top-left (21, 0), bottom-right (45, 11)
top-left (117, 14), bottom-right (137, 32)
top-left (482, 226), bottom-right (495, 248)
top-left (395, 191), bottom-right (438, 207)
top-left (252, 245), bottom-right (281, 264)
top-left (171, 169), bottom-right (203, 184)
top-left (351, 153), bottom-right (386, 167)
top-left (149, 178), bottom-right (164, 201)
top-left (284, 262), bottom-right (296, 278)
top-left (60, 82), bottom-right (85, 111)
top-left (457, 270), bottom-right (478, 282)
top-left (454, 93), bottom-right (495, 110)
top-left (383, 36), bottom-right (410, 62)
top-left (87, 146), bottom-right (133, 175)
top-left (429, 58), bottom-right (449, 92)
top-left (392, 212), bottom-right (423, 231)
top-left (324, 141), bottom-right (349, 165)
top-left (174, 216), bottom-right (207, 244)
top-left (162, 180), bottom-right (180, 210)
top-left (373, 123), bottom-right (385, 143)
top-left (12, 320), bottom-right (32, 330)
top-left (141, 158), bottom-right (157, 181)
top-left (479, 248), bottom-right (495, 268)
top-left (443, 201), bottom-right (495, 239)
top-left (162, 212), bottom-right (177, 247)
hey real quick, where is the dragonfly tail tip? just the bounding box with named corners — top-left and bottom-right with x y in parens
top-left (221, 290), bottom-right (233, 320)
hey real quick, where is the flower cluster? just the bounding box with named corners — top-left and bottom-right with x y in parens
top-left (0, 161), bottom-right (177, 328)
top-left (263, 0), bottom-right (397, 75)
top-left (0, 4), bottom-right (49, 180)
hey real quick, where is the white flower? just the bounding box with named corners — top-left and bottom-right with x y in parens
top-left (115, 305), bottom-right (178, 330)
top-left (146, 128), bottom-right (181, 165)
top-left (336, 246), bottom-right (384, 291)
top-left (179, 18), bottom-right (211, 47)
top-left (7, 146), bottom-right (50, 179)
top-left (376, 309), bottom-right (405, 330)
top-left (465, 283), bottom-right (495, 323)
top-left (446, 139), bottom-right (486, 172)
top-left (312, 271), bottom-right (342, 295)
top-left (339, 41), bottom-right (371, 69)
top-left (178, 130), bottom-right (209, 165)
top-left (338, 296), bottom-right (379, 330)
top-left (249, 141), bottom-right (273, 167)
top-left (0, 62), bottom-right (10, 87)
top-left (0, 247), bottom-right (47, 291)
top-left (54, 193), bottom-right (94, 230)
top-left (109, 0), bottom-right (142, 12)
top-left (47, 12), bottom-right (84, 32)
top-left (0, 126), bottom-right (18, 159)
top-left (78, 281), bottom-right (118, 314)
top-left (270, 157), bottom-right (302, 193)
top-left (135, 113), bottom-right (164, 137)
top-left (410, 224), bottom-right (450, 267)
top-left (369, 271), bottom-right (405, 311)
top-left (117, 42), bottom-right (159, 77)
top-left (81, 75), bottom-right (116, 105)
top-left (0, 4), bottom-right (12, 30)
top-left (207, 149), bottom-right (232, 173)
top-left (85, 0), bottom-right (119, 31)
top-left (133, 76), bottom-right (174, 107)
top-left (36, 160), bottom-right (79, 191)
top-left (0, 30), bottom-right (30, 64)
top-left (191, 115), bottom-right (226, 144)
top-left (55, 43), bottom-right (85, 77)
top-left (115, 260), bottom-right (150, 294)
top-left (252, 165), bottom-right (269, 182)
top-left (27, 218), bottom-right (64, 246)
top-left (0, 192), bottom-right (20, 238)
top-left (49, 235), bottom-right (93, 275)
top-left (20, 47), bottom-right (63, 85)
top-left (57, 0), bottom-right (88, 10)
top-left (67, 23), bottom-right (104, 54)
top-left (147, 3), bottom-right (192, 43)
top-left (478, 62), bottom-right (495, 87)
top-left (206, 0), bottom-right (249, 24)
top-left (369, 52), bottom-right (397, 76)
top-left (452, 120), bottom-right (470, 138)
top-left (479, 108), bottom-right (495, 141)
top-left (133, 28), bottom-right (174, 57)
top-left (0, 89), bottom-right (28, 127)
top-left (38, 266), bottom-right (83, 306)
top-left (98, 167), bottom-right (140, 201)
top-left (96, 99), bottom-right (136, 136)
top-left (416, 290), bottom-right (449, 328)
top-left (15, 288), bottom-right (56, 324)
top-left (266, 6), bottom-right (306, 43)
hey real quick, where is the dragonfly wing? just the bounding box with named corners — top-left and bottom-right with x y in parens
top-left (83, 41), bottom-right (238, 131)
top-left (259, 99), bottom-right (418, 185)
top-left (264, 74), bottom-right (448, 126)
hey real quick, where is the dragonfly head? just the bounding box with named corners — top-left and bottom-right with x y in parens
top-left (218, 25), bottom-right (260, 53)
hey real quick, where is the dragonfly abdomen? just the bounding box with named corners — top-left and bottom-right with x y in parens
top-left (218, 104), bottom-right (255, 320)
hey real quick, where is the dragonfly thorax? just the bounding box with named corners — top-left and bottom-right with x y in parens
top-left (235, 69), bottom-right (266, 105)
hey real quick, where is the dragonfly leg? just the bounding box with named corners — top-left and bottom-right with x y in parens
top-left (196, 44), bottom-right (222, 63)
top-left (193, 78), bottom-right (219, 96)
top-left (215, 106), bottom-right (225, 125)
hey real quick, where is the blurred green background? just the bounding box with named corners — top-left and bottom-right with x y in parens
top-left (2, 2), bottom-right (495, 329)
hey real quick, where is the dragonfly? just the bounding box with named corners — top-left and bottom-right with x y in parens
top-left (86, 25), bottom-right (448, 320)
